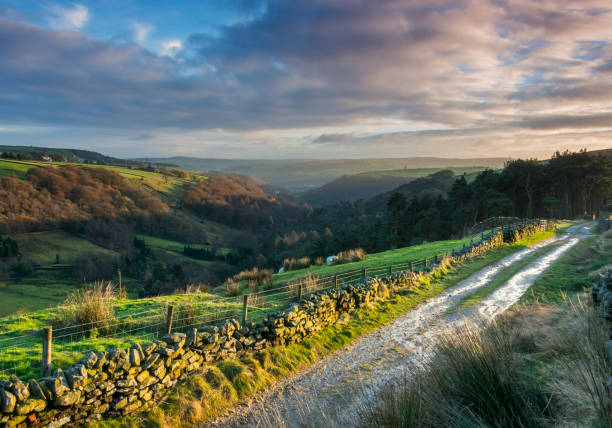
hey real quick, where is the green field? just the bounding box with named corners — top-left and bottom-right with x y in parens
top-left (11, 232), bottom-right (118, 266)
top-left (273, 231), bottom-right (491, 283)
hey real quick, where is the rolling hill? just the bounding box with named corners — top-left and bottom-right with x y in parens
top-left (302, 166), bottom-right (488, 205)
top-left (136, 156), bottom-right (509, 193)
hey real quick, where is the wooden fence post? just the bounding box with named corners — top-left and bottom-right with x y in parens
top-left (388, 265), bottom-right (393, 276)
top-left (362, 267), bottom-right (366, 280)
top-left (410, 261), bottom-right (414, 272)
top-left (424, 258), bottom-right (429, 268)
top-left (334, 274), bottom-right (338, 288)
top-left (42, 327), bottom-right (52, 377)
top-left (298, 284), bottom-right (303, 300)
top-left (166, 305), bottom-right (175, 335)
top-left (434, 254), bottom-right (438, 264)
top-left (242, 295), bottom-right (249, 326)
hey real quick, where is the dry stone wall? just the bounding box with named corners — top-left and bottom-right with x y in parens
top-left (0, 222), bottom-right (551, 427)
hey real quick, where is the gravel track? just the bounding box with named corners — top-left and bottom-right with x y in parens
top-left (209, 223), bottom-right (593, 428)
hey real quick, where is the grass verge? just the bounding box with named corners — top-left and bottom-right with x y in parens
top-left (451, 239), bottom-right (564, 312)
top-left (519, 228), bottom-right (612, 305)
top-left (95, 230), bottom-right (558, 427)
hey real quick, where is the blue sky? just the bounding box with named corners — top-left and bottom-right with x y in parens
top-left (1, 0), bottom-right (612, 159)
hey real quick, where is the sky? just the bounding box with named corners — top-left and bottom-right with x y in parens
top-left (1, 0), bottom-right (612, 159)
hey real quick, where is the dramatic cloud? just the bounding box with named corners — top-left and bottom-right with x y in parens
top-left (1, 0), bottom-right (612, 157)
top-left (47, 3), bottom-right (89, 30)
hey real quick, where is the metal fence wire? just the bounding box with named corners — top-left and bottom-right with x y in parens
top-left (0, 222), bottom-right (545, 380)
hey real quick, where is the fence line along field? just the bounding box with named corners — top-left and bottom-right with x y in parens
top-left (0, 220), bottom-right (551, 382)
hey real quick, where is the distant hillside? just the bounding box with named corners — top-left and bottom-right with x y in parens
top-left (364, 169), bottom-right (459, 210)
top-left (0, 145), bottom-right (141, 165)
top-left (303, 166), bottom-right (488, 205)
top-left (136, 156), bottom-right (509, 193)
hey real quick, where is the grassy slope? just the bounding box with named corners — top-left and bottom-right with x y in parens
top-left (12, 232), bottom-right (118, 265)
top-left (0, 158), bottom-right (207, 197)
top-left (96, 231), bottom-right (557, 428)
top-left (274, 231), bottom-right (492, 283)
top-left (0, 233), bottom-right (121, 317)
top-left (0, 160), bottom-right (240, 316)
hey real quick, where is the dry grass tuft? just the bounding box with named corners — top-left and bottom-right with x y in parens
top-left (337, 248), bottom-right (366, 264)
top-left (57, 281), bottom-right (117, 333)
top-left (360, 298), bottom-right (612, 427)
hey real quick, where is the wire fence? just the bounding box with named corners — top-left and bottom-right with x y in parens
top-left (0, 220), bottom-right (545, 380)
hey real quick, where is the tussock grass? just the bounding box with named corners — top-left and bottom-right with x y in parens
top-left (57, 281), bottom-right (117, 333)
top-left (336, 248), bottom-right (367, 264)
top-left (360, 299), bottom-right (612, 428)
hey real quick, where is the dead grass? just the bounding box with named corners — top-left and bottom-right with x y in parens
top-left (57, 281), bottom-right (117, 333)
top-left (337, 248), bottom-right (366, 264)
top-left (360, 297), bottom-right (612, 428)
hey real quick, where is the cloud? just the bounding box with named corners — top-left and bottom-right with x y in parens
top-left (47, 3), bottom-right (89, 30)
top-left (2, 0), bottom-right (612, 158)
top-left (131, 21), bottom-right (154, 43)
top-left (161, 39), bottom-right (182, 57)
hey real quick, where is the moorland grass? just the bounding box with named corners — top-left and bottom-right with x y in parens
top-left (359, 300), bottom-right (611, 428)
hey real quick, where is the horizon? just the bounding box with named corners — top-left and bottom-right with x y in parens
top-left (2, 1), bottom-right (612, 158)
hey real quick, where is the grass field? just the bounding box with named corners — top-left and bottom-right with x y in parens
top-left (11, 232), bottom-right (119, 266)
top-left (273, 230), bottom-right (496, 283)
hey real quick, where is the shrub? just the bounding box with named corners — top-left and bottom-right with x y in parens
top-left (336, 248), bottom-right (366, 264)
top-left (12, 261), bottom-right (34, 278)
top-left (231, 267), bottom-right (272, 288)
top-left (57, 281), bottom-right (117, 333)
top-left (282, 257), bottom-right (313, 271)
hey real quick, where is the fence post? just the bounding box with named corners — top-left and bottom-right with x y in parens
top-left (334, 274), bottom-right (338, 288)
top-left (362, 267), bottom-right (366, 280)
top-left (166, 305), bottom-right (175, 335)
top-left (242, 295), bottom-right (249, 326)
top-left (410, 261), bottom-right (414, 272)
top-left (298, 284), bottom-right (303, 300)
top-left (388, 265), bottom-right (392, 276)
top-left (434, 254), bottom-right (438, 264)
top-left (424, 258), bottom-right (429, 268)
top-left (42, 327), bottom-right (52, 377)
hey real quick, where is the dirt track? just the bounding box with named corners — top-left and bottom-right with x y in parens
top-left (209, 223), bottom-right (593, 428)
